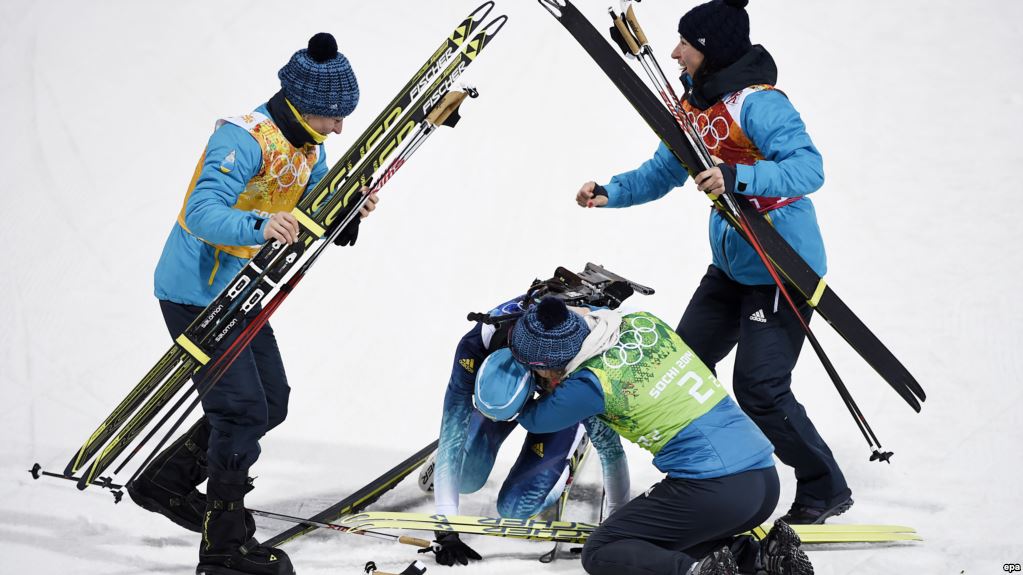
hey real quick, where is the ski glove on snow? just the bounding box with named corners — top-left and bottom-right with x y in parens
top-left (420, 531), bottom-right (483, 566)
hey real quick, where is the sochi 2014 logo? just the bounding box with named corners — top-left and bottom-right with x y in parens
top-left (686, 110), bottom-right (730, 150)
top-left (267, 151), bottom-right (312, 189)
top-left (602, 316), bottom-right (660, 369)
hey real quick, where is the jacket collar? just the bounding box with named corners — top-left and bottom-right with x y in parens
top-left (266, 90), bottom-right (321, 148)
top-left (686, 45), bottom-right (778, 110)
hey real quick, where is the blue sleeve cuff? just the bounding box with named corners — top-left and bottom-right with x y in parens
top-left (603, 181), bottom-right (628, 208)
top-left (735, 163), bottom-right (754, 194)
top-left (245, 215), bottom-right (267, 245)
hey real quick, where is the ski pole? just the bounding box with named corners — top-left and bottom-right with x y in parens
top-left (365, 560), bottom-right (428, 575)
top-left (28, 463), bottom-right (124, 502)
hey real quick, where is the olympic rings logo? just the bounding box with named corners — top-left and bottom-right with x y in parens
top-left (602, 316), bottom-right (660, 369)
top-left (686, 110), bottom-right (730, 150)
top-left (267, 151), bottom-right (312, 189)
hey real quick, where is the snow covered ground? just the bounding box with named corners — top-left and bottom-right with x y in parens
top-left (3, 0), bottom-right (1022, 573)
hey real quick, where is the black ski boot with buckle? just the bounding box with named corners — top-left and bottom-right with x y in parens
top-left (196, 472), bottom-right (294, 575)
top-left (756, 519), bottom-right (814, 575)
top-left (128, 417), bottom-right (211, 532)
top-left (687, 546), bottom-right (739, 575)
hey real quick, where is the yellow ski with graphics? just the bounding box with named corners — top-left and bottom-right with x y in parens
top-left (331, 512), bottom-right (921, 545)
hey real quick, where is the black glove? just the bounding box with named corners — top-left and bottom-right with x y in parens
top-left (419, 531), bottom-right (482, 566)
top-left (333, 216), bottom-right (360, 247)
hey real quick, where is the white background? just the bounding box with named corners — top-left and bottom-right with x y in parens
top-left (2, 0), bottom-right (1022, 573)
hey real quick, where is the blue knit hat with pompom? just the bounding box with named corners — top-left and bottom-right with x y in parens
top-left (510, 297), bottom-right (590, 371)
top-left (278, 32), bottom-right (359, 117)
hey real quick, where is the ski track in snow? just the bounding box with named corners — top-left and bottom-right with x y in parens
top-left (4, 0), bottom-right (1023, 573)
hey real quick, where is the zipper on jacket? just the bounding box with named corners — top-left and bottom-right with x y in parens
top-left (207, 248), bottom-right (222, 286)
top-left (717, 215), bottom-right (735, 279)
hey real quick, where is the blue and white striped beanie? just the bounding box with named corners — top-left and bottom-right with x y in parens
top-left (278, 33), bottom-right (359, 117)
top-left (510, 297), bottom-right (590, 371)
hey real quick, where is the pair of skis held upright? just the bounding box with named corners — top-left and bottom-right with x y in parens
top-left (61, 3), bottom-right (509, 490)
top-left (539, 0), bottom-right (926, 459)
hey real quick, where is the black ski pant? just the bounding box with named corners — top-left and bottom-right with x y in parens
top-left (581, 466), bottom-right (779, 575)
top-left (677, 265), bottom-right (850, 508)
top-left (160, 300), bottom-right (291, 478)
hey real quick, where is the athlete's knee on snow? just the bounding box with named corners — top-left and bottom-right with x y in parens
top-left (457, 464), bottom-right (491, 494)
top-left (580, 538), bottom-right (611, 575)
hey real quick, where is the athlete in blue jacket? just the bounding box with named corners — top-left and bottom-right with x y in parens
top-left (422, 295), bottom-right (632, 567)
top-left (575, 0), bottom-right (851, 525)
top-left (477, 297), bottom-right (813, 575)
top-left (128, 33), bottom-right (377, 575)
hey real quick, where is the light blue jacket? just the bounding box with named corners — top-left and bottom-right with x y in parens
top-left (517, 369), bottom-right (775, 480)
top-left (154, 103), bottom-right (328, 307)
top-left (602, 89), bottom-right (827, 286)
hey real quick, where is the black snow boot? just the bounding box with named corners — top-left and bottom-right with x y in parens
top-left (196, 472), bottom-right (294, 575)
top-left (687, 547), bottom-right (739, 575)
top-left (779, 496), bottom-right (853, 525)
top-left (756, 520), bottom-right (814, 575)
top-left (128, 417), bottom-right (211, 532)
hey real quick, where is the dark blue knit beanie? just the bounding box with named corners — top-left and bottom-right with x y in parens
top-left (678, 0), bottom-right (751, 72)
top-left (510, 297), bottom-right (590, 371)
top-left (278, 33), bottom-right (359, 117)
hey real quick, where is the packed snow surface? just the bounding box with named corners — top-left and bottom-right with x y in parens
top-left (2, 1), bottom-right (1022, 573)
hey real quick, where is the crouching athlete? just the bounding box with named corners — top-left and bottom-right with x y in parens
top-left (475, 297), bottom-right (814, 575)
top-left (421, 295), bottom-right (632, 566)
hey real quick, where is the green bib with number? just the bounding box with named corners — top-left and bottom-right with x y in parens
top-left (577, 312), bottom-right (728, 454)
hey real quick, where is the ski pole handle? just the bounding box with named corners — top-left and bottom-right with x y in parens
top-left (610, 9), bottom-right (641, 56)
top-left (365, 560), bottom-right (400, 575)
top-left (624, 4), bottom-right (648, 46)
top-left (399, 535), bottom-right (432, 548)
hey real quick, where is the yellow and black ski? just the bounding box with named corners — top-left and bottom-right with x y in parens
top-left (328, 511), bottom-right (921, 545)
